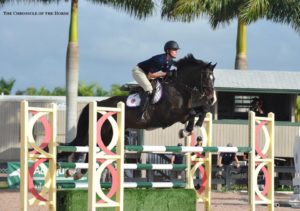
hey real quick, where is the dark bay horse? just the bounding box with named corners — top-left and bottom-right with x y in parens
top-left (59, 54), bottom-right (217, 177)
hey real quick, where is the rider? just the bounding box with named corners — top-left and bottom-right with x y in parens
top-left (132, 40), bottom-right (180, 122)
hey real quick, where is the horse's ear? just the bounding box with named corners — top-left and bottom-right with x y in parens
top-left (212, 63), bottom-right (217, 69)
top-left (207, 62), bottom-right (212, 68)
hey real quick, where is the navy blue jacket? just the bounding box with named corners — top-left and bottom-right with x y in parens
top-left (137, 53), bottom-right (174, 74)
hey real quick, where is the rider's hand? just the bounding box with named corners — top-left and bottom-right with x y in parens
top-left (148, 71), bottom-right (166, 79)
top-left (160, 71), bottom-right (167, 77)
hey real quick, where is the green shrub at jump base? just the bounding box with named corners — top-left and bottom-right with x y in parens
top-left (57, 188), bottom-right (196, 211)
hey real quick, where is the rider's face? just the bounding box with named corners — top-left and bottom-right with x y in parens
top-left (168, 49), bottom-right (178, 58)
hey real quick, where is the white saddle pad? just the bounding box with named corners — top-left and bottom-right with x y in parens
top-left (126, 81), bottom-right (163, 107)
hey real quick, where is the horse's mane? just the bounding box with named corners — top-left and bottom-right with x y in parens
top-left (176, 54), bottom-right (210, 70)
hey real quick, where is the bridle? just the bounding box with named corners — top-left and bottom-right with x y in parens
top-left (176, 69), bottom-right (214, 99)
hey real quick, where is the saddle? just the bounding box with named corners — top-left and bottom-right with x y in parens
top-left (124, 80), bottom-right (163, 108)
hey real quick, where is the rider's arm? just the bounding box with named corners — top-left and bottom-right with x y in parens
top-left (147, 71), bottom-right (167, 79)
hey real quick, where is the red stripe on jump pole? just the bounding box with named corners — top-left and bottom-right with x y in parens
top-left (97, 159), bottom-right (119, 204)
top-left (97, 111), bottom-right (116, 155)
top-left (29, 111), bottom-right (52, 155)
top-left (261, 166), bottom-right (271, 197)
top-left (255, 120), bottom-right (268, 159)
top-left (197, 165), bottom-right (207, 194)
top-left (28, 158), bottom-right (48, 202)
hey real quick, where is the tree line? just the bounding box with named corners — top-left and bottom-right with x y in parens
top-left (0, 78), bottom-right (128, 96)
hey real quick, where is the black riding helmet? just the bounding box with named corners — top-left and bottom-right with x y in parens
top-left (164, 40), bottom-right (180, 52)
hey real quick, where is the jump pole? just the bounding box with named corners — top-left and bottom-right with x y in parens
top-left (88, 101), bottom-right (125, 211)
top-left (185, 112), bottom-right (212, 210)
top-left (20, 100), bottom-right (57, 211)
top-left (249, 111), bottom-right (275, 211)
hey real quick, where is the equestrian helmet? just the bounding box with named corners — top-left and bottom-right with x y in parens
top-left (164, 40), bottom-right (180, 52)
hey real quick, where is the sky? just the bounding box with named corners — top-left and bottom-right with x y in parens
top-left (1, 2), bottom-right (300, 94)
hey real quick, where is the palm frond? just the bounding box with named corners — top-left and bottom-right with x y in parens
top-left (161, 0), bottom-right (210, 22)
top-left (0, 0), bottom-right (63, 8)
top-left (267, 0), bottom-right (300, 33)
top-left (240, 0), bottom-right (300, 34)
top-left (87, 0), bottom-right (155, 19)
top-left (239, 0), bottom-right (269, 22)
top-left (208, 0), bottom-right (242, 29)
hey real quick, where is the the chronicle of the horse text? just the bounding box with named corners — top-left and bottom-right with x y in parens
top-left (2, 11), bottom-right (69, 16)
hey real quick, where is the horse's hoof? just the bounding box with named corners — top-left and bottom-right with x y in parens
top-left (64, 169), bottom-right (74, 178)
top-left (73, 171), bottom-right (83, 180)
top-left (195, 121), bottom-right (203, 127)
top-left (179, 129), bottom-right (191, 138)
top-left (179, 129), bottom-right (184, 138)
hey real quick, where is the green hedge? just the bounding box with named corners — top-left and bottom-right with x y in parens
top-left (57, 188), bottom-right (196, 211)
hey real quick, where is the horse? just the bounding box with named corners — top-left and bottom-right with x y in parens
top-left (58, 54), bottom-right (217, 179)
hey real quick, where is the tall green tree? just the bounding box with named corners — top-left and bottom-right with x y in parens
top-left (52, 87), bottom-right (66, 96)
top-left (109, 84), bottom-right (128, 96)
top-left (78, 82), bottom-right (98, 96)
top-left (296, 96), bottom-right (300, 122)
top-left (0, 78), bottom-right (15, 95)
top-left (161, 0), bottom-right (300, 70)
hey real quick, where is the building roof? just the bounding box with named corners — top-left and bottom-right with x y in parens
top-left (214, 69), bottom-right (300, 94)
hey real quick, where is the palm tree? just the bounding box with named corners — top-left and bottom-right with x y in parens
top-left (52, 87), bottom-right (66, 96)
top-left (0, 78), bottom-right (15, 95)
top-left (1, 0), bottom-right (156, 142)
top-left (109, 84), bottom-right (128, 96)
top-left (78, 82), bottom-right (99, 96)
top-left (161, 0), bottom-right (300, 69)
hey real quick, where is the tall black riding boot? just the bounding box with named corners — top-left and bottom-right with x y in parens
top-left (139, 91), bottom-right (151, 121)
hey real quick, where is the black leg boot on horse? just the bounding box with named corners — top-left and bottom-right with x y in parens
top-left (138, 91), bottom-right (151, 123)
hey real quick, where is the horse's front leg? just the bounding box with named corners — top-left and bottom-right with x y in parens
top-left (194, 105), bottom-right (210, 127)
top-left (179, 110), bottom-right (197, 138)
top-left (194, 112), bottom-right (206, 127)
top-left (179, 118), bottom-right (195, 138)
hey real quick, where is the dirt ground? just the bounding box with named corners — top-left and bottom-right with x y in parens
top-left (0, 189), bottom-right (296, 211)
